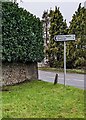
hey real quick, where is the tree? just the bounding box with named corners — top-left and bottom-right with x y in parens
top-left (68, 3), bottom-right (86, 68)
top-left (42, 10), bottom-right (49, 46)
top-left (46, 6), bottom-right (68, 67)
top-left (42, 10), bottom-right (49, 64)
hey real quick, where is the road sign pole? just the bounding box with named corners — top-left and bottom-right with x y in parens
top-left (54, 34), bottom-right (75, 86)
top-left (64, 41), bottom-right (66, 86)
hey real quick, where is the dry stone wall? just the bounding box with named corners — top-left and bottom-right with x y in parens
top-left (2, 62), bottom-right (38, 86)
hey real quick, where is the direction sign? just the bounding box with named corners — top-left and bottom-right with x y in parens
top-left (54, 34), bottom-right (75, 41)
top-left (54, 34), bottom-right (75, 86)
top-left (54, 35), bottom-right (66, 41)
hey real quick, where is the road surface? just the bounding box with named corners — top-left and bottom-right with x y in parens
top-left (38, 70), bottom-right (85, 89)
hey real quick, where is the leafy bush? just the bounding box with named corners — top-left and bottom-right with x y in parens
top-left (2, 2), bottom-right (44, 63)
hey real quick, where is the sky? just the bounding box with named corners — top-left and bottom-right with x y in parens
top-left (18, 0), bottom-right (85, 26)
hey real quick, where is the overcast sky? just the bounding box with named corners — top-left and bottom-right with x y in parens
top-left (18, 1), bottom-right (85, 26)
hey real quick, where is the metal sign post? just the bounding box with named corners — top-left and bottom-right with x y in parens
top-left (64, 41), bottom-right (66, 86)
top-left (54, 34), bottom-right (75, 86)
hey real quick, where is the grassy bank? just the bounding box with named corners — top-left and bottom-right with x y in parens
top-left (38, 67), bottom-right (85, 74)
top-left (1, 80), bottom-right (85, 118)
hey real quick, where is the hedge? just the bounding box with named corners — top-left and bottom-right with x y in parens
top-left (2, 2), bottom-right (44, 63)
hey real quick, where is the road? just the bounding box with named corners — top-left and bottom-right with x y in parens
top-left (38, 70), bottom-right (85, 89)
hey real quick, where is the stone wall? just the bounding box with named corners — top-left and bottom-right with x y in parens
top-left (2, 62), bottom-right (38, 86)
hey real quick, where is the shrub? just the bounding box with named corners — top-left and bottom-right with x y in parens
top-left (2, 2), bottom-right (44, 63)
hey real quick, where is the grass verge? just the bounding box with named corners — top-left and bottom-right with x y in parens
top-left (1, 80), bottom-right (85, 118)
top-left (38, 67), bottom-right (85, 74)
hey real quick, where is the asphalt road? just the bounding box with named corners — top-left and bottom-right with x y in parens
top-left (38, 70), bottom-right (85, 89)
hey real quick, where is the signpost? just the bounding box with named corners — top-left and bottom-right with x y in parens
top-left (54, 34), bottom-right (75, 86)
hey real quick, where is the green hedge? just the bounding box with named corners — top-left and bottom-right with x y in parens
top-left (2, 2), bottom-right (44, 63)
